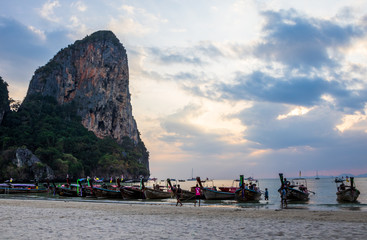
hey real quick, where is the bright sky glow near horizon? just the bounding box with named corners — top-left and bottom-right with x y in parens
top-left (1, 0), bottom-right (367, 179)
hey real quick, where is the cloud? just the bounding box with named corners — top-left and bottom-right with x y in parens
top-left (108, 4), bottom-right (167, 37)
top-left (234, 102), bottom-right (342, 149)
top-left (0, 17), bottom-right (49, 59)
top-left (71, 1), bottom-right (87, 12)
top-left (109, 15), bottom-right (153, 37)
top-left (159, 104), bottom-right (250, 156)
top-left (149, 47), bottom-right (203, 65)
top-left (218, 70), bottom-right (367, 112)
top-left (39, 0), bottom-right (61, 22)
top-left (194, 41), bottom-right (224, 58)
top-left (0, 16), bottom-right (72, 99)
top-left (254, 9), bottom-right (365, 70)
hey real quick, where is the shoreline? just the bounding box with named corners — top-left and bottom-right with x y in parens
top-left (1, 198), bottom-right (367, 239)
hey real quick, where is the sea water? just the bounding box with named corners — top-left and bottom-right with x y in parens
top-left (1, 178), bottom-right (366, 211)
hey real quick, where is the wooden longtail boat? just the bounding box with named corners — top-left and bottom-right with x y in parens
top-left (120, 186), bottom-right (145, 199)
top-left (235, 188), bottom-right (261, 202)
top-left (92, 187), bottom-right (122, 198)
top-left (336, 177), bottom-right (360, 202)
top-left (234, 175), bottom-right (262, 202)
top-left (201, 188), bottom-right (235, 200)
top-left (144, 188), bottom-right (172, 199)
top-left (90, 178), bottom-right (122, 199)
top-left (142, 179), bottom-right (172, 199)
top-left (196, 177), bottom-right (235, 200)
top-left (278, 173), bottom-right (312, 201)
top-left (217, 179), bottom-right (240, 193)
top-left (167, 178), bottom-right (196, 200)
top-left (0, 183), bottom-right (48, 194)
top-left (57, 178), bottom-right (92, 197)
top-left (57, 184), bottom-right (85, 197)
top-left (219, 186), bottom-right (238, 193)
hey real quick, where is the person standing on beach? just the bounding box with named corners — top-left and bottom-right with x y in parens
top-left (281, 187), bottom-right (287, 208)
top-left (194, 184), bottom-right (201, 207)
top-left (264, 188), bottom-right (269, 201)
top-left (176, 184), bottom-right (183, 206)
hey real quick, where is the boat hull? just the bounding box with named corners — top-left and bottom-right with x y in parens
top-left (0, 187), bottom-right (48, 194)
top-left (337, 189), bottom-right (360, 202)
top-left (93, 187), bottom-right (122, 199)
top-left (284, 188), bottom-right (310, 201)
top-left (144, 188), bottom-right (172, 199)
top-left (120, 187), bottom-right (145, 199)
top-left (58, 187), bottom-right (80, 197)
top-left (178, 189), bottom-right (196, 200)
top-left (234, 189), bottom-right (262, 202)
top-left (0, 184), bottom-right (48, 194)
top-left (202, 188), bottom-right (235, 200)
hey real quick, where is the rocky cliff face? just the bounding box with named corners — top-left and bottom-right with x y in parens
top-left (26, 31), bottom-right (139, 144)
top-left (13, 148), bottom-right (54, 181)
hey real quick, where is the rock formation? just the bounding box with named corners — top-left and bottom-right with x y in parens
top-left (26, 31), bottom-right (139, 144)
top-left (13, 148), bottom-right (54, 181)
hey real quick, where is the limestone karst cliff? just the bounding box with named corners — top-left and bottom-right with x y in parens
top-left (26, 31), bottom-right (139, 145)
top-left (0, 30), bottom-right (149, 181)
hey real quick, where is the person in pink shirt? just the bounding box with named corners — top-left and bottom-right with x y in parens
top-left (194, 184), bottom-right (201, 207)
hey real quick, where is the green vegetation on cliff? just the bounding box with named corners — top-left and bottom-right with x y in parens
top-left (0, 93), bottom-right (149, 181)
top-left (0, 76), bottom-right (10, 113)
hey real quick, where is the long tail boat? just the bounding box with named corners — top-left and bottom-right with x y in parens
top-left (142, 179), bottom-right (173, 199)
top-left (57, 178), bottom-right (89, 197)
top-left (167, 178), bottom-right (195, 200)
top-left (91, 178), bottom-right (122, 199)
top-left (0, 183), bottom-right (48, 194)
top-left (335, 177), bottom-right (360, 202)
top-left (144, 188), bottom-right (172, 199)
top-left (120, 186), bottom-right (145, 199)
top-left (57, 184), bottom-right (85, 197)
top-left (120, 179), bottom-right (145, 199)
top-left (197, 177), bottom-right (235, 200)
top-left (234, 175), bottom-right (262, 202)
top-left (278, 173), bottom-right (312, 201)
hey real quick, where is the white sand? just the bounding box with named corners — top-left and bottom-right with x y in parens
top-left (0, 199), bottom-right (366, 239)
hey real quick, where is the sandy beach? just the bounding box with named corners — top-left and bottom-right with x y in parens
top-left (0, 199), bottom-right (366, 239)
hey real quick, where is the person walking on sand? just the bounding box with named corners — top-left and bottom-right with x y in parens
top-left (194, 184), bottom-right (201, 207)
top-left (176, 184), bottom-right (183, 206)
top-left (264, 188), bottom-right (269, 201)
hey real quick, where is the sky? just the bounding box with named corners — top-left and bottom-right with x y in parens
top-left (1, 0), bottom-right (367, 179)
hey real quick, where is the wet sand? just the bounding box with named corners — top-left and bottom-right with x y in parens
top-left (1, 199), bottom-right (366, 239)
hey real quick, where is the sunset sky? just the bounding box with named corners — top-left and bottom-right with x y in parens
top-left (1, 0), bottom-right (367, 179)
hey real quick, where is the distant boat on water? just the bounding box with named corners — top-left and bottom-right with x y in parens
top-left (315, 171), bottom-right (320, 180)
top-left (187, 168), bottom-right (196, 181)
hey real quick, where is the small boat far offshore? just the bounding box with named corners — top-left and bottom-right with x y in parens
top-left (315, 170), bottom-right (320, 180)
top-left (187, 168), bottom-right (196, 181)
